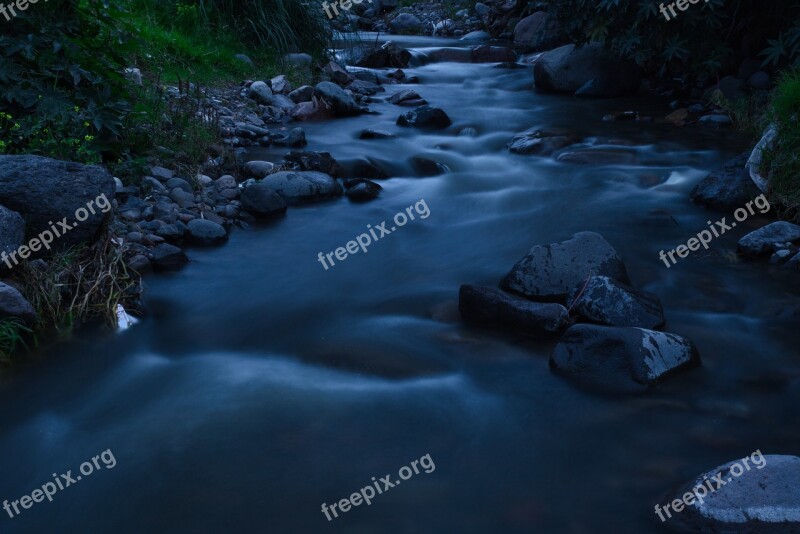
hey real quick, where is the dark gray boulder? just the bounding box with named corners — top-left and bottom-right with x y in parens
top-left (389, 89), bottom-right (425, 105)
top-left (0, 156), bottom-right (115, 249)
top-left (502, 232), bottom-right (629, 303)
top-left (248, 81), bottom-right (273, 105)
top-left (272, 127), bottom-right (307, 148)
top-left (549, 324), bottom-right (700, 393)
top-left (344, 179), bottom-right (382, 202)
top-left (459, 284), bottom-right (569, 337)
top-left (389, 13), bottom-right (422, 33)
top-left (507, 129), bottom-right (578, 156)
top-left (313, 82), bottom-right (362, 116)
top-left (396, 106), bottom-right (452, 129)
top-left (0, 282), bottom-right (36, 324)
top-left (240, 183), bottom-right (289, 217)
top-left (150, 244), bottom-right (189, 271)
top-left (260, 171), bottom-right (343, 204)
top-left (691, 152), bottom-right (761, 211)
top-left (284, 151), bottom-right (342, 177)
top-left (0, 205), bottom-right (24, 264)
top-left (353, 42), bottom-right (411, 68)
top-left (738, 222), bottom-right (800, 256)
top-left (568, 276), bottom-right (665, 329)
top-left (534, 44), bottom-right (641, 97)
top-left (186, 219), bottom-right (228, 246)
top-left (288, 85), bottom-right (314, 104)
top-left (670, 454), bottom-right (800, 532)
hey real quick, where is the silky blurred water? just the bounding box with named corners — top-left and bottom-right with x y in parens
top-left (0, 35), bottom-right (798, 533)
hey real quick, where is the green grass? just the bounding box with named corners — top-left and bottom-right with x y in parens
top-left (0, 319), bottom-right (32, 363)
top-left (762, 69), bottom-right (800, 221)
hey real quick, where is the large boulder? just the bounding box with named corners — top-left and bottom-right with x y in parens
top-left (396, 106), bottom-right (452, 129)
top-left (313, 82), bottom-right (361, 116)
top-left (549, 324), bottom-right (700, 393)
top-left (389, 13), bottom-right (422, 33)
top-left (738, 222), bottom-right (800, 256)
top-left (0, 282), bottom-right (36, 324)
top-left (669, 454), bottom-right (800, 532)
top-left (513, 12), bottom-right (558, 51)
top-left (353, 42), bottom-right (411, 68)
top-left (0, 205), bottom-right (24, 265)
top-left (260, 171), bottom-right (343, 204)
top-left (502, 232), bottom-right (629, 303)
top-left (0, 156), bottom-right (115, 249)
top-left (533, 44), bottom-right (641, 97)
top-left (240, 183), bottom-right (289, 217)
top-left (568, 276), bottom-right (665, 329)
top-left (691, 152), bottom-right (761, 211)
top-left (459, 284), bottom-right (569, 337)
top-left (507, 129), bottom-right (578, 156)
top-left (284, 151), bottom-right (342, 177)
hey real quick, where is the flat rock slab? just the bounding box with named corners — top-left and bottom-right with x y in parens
top-left (502, 231), bottom-right (629, 303)
top-left (260, 171), bottom-right (343, 204)
top-left (569, 276), bottom-right (665, 329)
top-left (549, 324), bottom-right (700, 393)
top-left (459, 284), bottom-right (569, 337)
top-left (671, 455), bottom-right (800, 532)
top-left (738, 222), bottom-right (800, 256)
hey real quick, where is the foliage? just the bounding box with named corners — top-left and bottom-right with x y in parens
top-left (762, 69), bottom-right (800, 222)
top-left (0, 318), bottom-right (32, 363)
top-left (541, 0), bottom-right (800, 82)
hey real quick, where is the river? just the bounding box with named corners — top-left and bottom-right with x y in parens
top-left (0, 34), bottom-right (798, 533)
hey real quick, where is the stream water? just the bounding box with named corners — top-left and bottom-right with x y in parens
top-left (1, 35), bottom-right (799, 533)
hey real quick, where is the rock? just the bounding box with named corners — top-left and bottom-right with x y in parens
top-left (459, 284), bottom-right (569, 337)
top-left (738, 58), bottom-right (762, 80)
top-left (389, 13), bottom-right (422, 33)
top-left (270, 75), bottom-right (292, 94)
top-left (344, 178), bottom-right (382, 202)
top-left (690, 152), bottom-right (761, 212)
top-left (568, 276), bottom-right (665, 329)
top-left (0, 205), bottom-right (24, 264)
top-left (461, 30), bottom-right (491, 40)
top-left (127, 254), bottom-right (151, 273)
top-left (472, 45), bottom-right (516, 63)
top-left (556, 149), bottom-right (637, 165)
top-left (313, 82), bottom-right (361, 116)
top-left (187, 219), bottom-right (227, 246)
top-left (770, 249), bottom-right (793, 265)
top-left (353, 42), bottom-right (411, 69)
top-left (550, 324), bottom-right (700, 393)
top-left (272, 127), bottom-right (307, 148)
top-left (502, 231), bottom-right (629, 303)
top-left (324, 61), bottom-right (353, 86)
top-left (150, 243), bottom-right (189, 271)
top-left (670, 454), bottom-right (800, 532)
top-left (665, 108), bottom-right (690, 126)
top-left (507, 129), bottom-right (577, 155)
top-left (748, 71), bottom-right (770, 90)
top-left (290, 100), bottom-right (332, 122)
top-left (240, 183), bottom-right (289, 217)
top-left (0, 282), bottom-right (36, 324)
top-left (166, 177), bottom-right (193, 193)
top-left (150, 166), bottom-right (174, 181)
top-left (260, 171), bottom-right (343, 204)
top-left (248, 81), bottom-right (273, 105)
top-left (738, 222), bottom-right (800, 256)
top-left (124, 67), bottom-right (143, 86)
top-left (271, 94), bottom-right (296, 112)
top-left (359, 129), bottom-right (396, 139)
top-left (284, 151), bottom-right (342, 177)
top-left (427, 48), bottom-right (474, 63)
top-left (348, 80), bottom-right (385, 96)
top-left (513, 12), bottom-right (553, 51)
top-left (341, 158), bottom-right (390, 179)
top-left (699, 114), bottom-right (732, 127)
top-left (474, 2), bottom-right (489, 15)
top-left (396, 106), bottom-right (452, 129)
top-left (234, 54), bottom-right (254, 66)
top-left (0, 155), bottom-right (115, 249)
top-left (288, 85), bottom-right (314, 104)
top-left (244, 161), bottom-right (275, 179)
top-left (389, 89), bottom-right (425, 105)
top-left (534, 43), bottom-right (641, 97)
top-left (284, 53), bottom-right (312, 69)
top-left (410, 157), bottom-right (449, 176)
top-left (707, 75), bottom-right (745, 102)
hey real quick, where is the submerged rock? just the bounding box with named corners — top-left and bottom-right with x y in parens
top-left (502, 232), bottom-right (629, 303)
top-left (549, 324), bottom-right (700, 393)
top-left (284, 151), bottom-right (342, 177)
top-left (459, 284), bottom-right (569, 337)
top-left (150, 243), bottom-right (189, 271)
top-left (344, 178), bottom-right (382, 202)
top-left (568, 276), bottom-right (665, 329)
top-left (507, 129), bottom-right (578, 155)
top-left (738, 222), bottom-right (800, 256)
top-left (396, 106), bottom-right (452, 129)
top-left (669, 454), bottom-right (800, 532)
